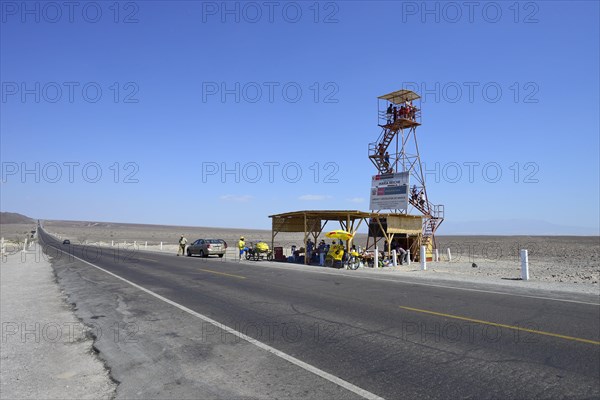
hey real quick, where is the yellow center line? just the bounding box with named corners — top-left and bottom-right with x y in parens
top-left (399, 306), bottom-right (600, 346)
top-left (198, 269), bottom-right (246, 279)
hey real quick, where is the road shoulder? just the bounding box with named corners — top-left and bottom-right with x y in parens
top-left (0, 249), bottom-right (115, 400)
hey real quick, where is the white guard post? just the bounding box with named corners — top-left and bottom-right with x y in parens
top-left (520, 249), bottom-right (529, 280)
top-left (420, 245), bottom-right (426, 270)
top-left (392, 249), bottom-right (397, 267)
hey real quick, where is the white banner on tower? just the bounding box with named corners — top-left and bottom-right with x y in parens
top-left (369, 171), bottom-right (410, 210)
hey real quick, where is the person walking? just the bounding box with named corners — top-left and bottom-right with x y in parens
top-left (177, 234), bottom-right (187, 256)
top-left (238, 236), bottom-right (246, 260)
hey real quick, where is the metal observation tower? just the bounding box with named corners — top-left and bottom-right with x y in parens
top-left (368, 89), bottom-right (444, 253)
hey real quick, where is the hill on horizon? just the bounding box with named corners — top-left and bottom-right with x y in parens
top-left (0, 212), bottom-right (35, 224)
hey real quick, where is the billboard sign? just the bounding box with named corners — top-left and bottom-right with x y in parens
top-left (369, 172), bottom-right (409, 211)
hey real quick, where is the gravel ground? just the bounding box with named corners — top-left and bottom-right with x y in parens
top-left (43, 220), bottom-right (600, 287)
top-left (0, 245), bottom-right (115, 400)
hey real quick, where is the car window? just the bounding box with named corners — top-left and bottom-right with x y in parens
top-left (206, 239), bottom-right (221, 244)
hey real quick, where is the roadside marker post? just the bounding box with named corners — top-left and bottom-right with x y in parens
top-left (392, 250), bottom-right (397, 267)
top-left (406, 250), bottom-right (411, 265)
top-left (435, 248), bottom-right (439, 262)
top-left (160, 242), bottom-right (163, 251)
top-left (447, 248), bottom-right (452, 262)
top-left (374, 246), bottom-right (379, 268)
top-left (521, 249), bottom-right (529, 281)
top-left (420, 246), bottom-right (426, 270)
top-left (145, 241), bottom-right (147, 249)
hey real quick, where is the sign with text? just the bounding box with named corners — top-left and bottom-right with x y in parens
top-left (369, 172), bottom-right (409, 211)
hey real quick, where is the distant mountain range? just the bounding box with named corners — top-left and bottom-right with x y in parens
top-left (0, 212), bottom-right (35, 224)
top-left (439, 219), bottom-right (599, 236)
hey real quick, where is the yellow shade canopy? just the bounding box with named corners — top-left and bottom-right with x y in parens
top-left (325, 230), bottom-right (354, 241)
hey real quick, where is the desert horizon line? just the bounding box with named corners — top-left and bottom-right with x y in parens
top-left (2, 211), bottom-right (598, 237)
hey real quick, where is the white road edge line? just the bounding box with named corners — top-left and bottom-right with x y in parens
top-left (230, 260), bottom-right (600, 307)
top-left (49, 244), bottom-right (385, 400)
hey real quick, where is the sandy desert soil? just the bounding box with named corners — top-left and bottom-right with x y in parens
top-left (0, 250), bottom-right (115, 399)
top-left (0, 223), bottom-right (38, 243)
top-left (41, 220), bottom-right (599, 286)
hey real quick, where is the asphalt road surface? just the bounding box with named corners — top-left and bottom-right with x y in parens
top-left (39, 229), bottom-right (600, 399)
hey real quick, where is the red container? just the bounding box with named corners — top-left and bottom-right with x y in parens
top-left (274, 247), bottom-right (285, 261)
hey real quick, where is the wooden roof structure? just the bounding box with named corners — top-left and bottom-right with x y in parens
top-left (269, 210), bottom-right (423, 264)
top-left (378, 89), bottom-right (420, 105)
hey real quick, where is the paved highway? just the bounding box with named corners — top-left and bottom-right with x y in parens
top-left (39, 229), bottom-right (600, 399)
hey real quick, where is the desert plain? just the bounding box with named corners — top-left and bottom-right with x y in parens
top-left (0, 219), bottom-right (588, 287)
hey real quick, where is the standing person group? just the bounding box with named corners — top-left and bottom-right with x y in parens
top-left (385, 101), bottom-right (418, 124)
top-left (410, 185), bottom-right (426, 208)
top-left (399, 100), bottom-right (417, 121)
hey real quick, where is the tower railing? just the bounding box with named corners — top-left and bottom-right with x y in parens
top-left (378, 109), bottom-right (422, 127)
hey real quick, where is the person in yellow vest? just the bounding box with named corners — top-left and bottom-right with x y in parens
top-left (238, 236), bottom-right (246, 260)
top-left (177, 234), bottom-right (187, 256)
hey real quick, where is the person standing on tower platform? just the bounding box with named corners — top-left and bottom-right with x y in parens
top-left (386, 103), bottom-right (393, 124)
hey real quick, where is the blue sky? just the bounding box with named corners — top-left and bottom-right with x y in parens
top-left (1, 1), bottom-right (599, 234)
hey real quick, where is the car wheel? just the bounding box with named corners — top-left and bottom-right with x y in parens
top-left (218, 254), bottom-right (224, 258)
top-left (266, 253), bottom-right (273, 261)
top-left (199, 250), bottom-right (204, 258)
top-left (187, 249), bottom-right (192, 257)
